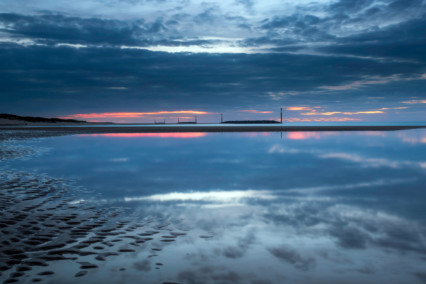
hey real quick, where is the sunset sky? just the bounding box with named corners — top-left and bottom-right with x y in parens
top-left (1, 0), bottom-right (425, 123)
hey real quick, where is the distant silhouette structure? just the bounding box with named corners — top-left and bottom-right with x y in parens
top-left (222, 120), bottom-right (279, 124)
top-left (177, 116), bottom-right (197, 124)
top-left (154, 119), bottom-right (165, 124)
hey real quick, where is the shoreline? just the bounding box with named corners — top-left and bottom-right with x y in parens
top-left (1, 125), bottom-right (425, 133)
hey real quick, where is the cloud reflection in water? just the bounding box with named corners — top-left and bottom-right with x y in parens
top-left (7, 129), bottom-right (426, 283)
top-left (124, 190), bottom-right (276, 203)
top-left (79, 132), bottom-right (207, 138)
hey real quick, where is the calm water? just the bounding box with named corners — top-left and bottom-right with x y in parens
top-left (5, 129), bottom-right (426, 283)
top-left (17, 121), bottom-right (426, 127)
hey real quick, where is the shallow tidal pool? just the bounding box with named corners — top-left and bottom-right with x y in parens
top-left (1, 129), bottom-right (426, 284)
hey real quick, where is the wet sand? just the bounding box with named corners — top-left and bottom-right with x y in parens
top-left (1, 124), bottom-right (425, 134)
top-left (0, 170), bottom-right (186, 283)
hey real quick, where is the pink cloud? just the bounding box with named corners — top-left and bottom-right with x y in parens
top-left (286, 107), bottom-right (316, 111)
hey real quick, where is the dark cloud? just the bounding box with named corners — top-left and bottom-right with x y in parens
top-left (327, 0), bottom-right (425, 25)
top-left (178, 269), bottom-right (206, 284)
top-left (415, 272), bottom-right (426, 284)
top-left (320, 18), bottom-right (426, 63)
top-left (251, 281), bottom-right (272, 284)
top-left (268, 246), bottom-right (315, 271)
top-left (263, 200), bottom-right (426, 257)
top-left (133, 259), bottom-right (151, 271)
top-left (0, 12), bottom-right (229, 48)
top-left (0, 0), bottom-right (425, 120)
top-left (0, 13), bottom-right (147, 45)
top-left (356, 266), bottom-right (376, 274)
top-left (235, 0), bottom-right (254, 10)
top-left (212, 271), bottom-right (242, 283)
top-left (329, 0), bottom-right (375, 14)
top-left (177, 266), bottom-right (242, 284)
top-left (222, 246), bottom-right (245, 259)
top-left (389, 0), bottom-right (423, 11)
top-left (330, 224), bottom-right (369, 249)
top-left (195, 6), bottom-right (220, 25)
top-left (255, 0), bottom-right (426, 57)
top-left (220, 230), bottom-right (256, 259)
top-left (177, 265), bottom-right (271, 284)
top-left (259, 14), bottom-right (333, 42)
top-left (1, 43), bottom-right (424, 116)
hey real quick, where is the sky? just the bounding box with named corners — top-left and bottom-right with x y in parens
top-left (0, 0), bottom-right (425, 123)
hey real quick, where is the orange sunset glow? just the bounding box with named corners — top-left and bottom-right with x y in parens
top-left (286, 107), bottom-right (321, 111)
top-left (62, 111), bottom-right (210, 119)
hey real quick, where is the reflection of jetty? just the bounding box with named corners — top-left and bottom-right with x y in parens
top-left (222, 120), bottom-right (280, 124)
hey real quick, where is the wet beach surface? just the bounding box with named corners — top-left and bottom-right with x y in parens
top-left (1, 129), bottom-right (426, 283)
top-left (0, 131), bottom-right (190, 284)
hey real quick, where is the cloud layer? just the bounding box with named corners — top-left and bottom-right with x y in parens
top-left (0, 0), bottom-right (425, 121)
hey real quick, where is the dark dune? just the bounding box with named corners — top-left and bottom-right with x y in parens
top-left (0, 113), bottom-right (86, 124)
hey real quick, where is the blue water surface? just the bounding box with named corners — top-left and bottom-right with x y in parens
top-left (5, 129), bottom-right (426, 284)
